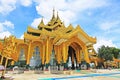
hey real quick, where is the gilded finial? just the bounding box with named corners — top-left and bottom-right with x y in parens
top-left (40, 17), bottom-right (44, 24)
top-left (57, 11), bottom-right (60, 20)
top-left (56, 11), bottom-right (61, 23)
top-left (38, 17), bottom-right (45, 29)
top-left (52, 8), bottom-right (55, 20)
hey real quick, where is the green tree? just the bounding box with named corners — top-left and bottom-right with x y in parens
top-left (98, 45), bottom-right (120, 68)
top-left (111, 47), bottom-right (120, 59)
top-left (98, 45), bottom-right (113, 61)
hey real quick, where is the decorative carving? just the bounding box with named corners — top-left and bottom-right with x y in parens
top-left (2, 36), bottom-right (17, 60)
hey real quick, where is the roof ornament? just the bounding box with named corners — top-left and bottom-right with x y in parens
top-left (40, 17), bottom-right (44, 25)
top-left (68, 24), bottom-right (73, 29)
top-left (51, 8), bottom-right (55, 21)
top-left (56, 11), bottom-right (60, 20)
top-left (56, 11), bottom-right (61, 22)
top-left (38, 17), bottom-right (45, 29)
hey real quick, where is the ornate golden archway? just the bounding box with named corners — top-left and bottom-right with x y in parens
top-left (0, 10), bottom-right (96, 71)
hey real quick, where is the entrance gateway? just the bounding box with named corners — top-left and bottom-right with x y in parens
top-left (0, 9), bottom-right (97, 71)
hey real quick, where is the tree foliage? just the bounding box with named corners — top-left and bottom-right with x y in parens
top-left (98, 45), bottom-right (113, 61)
top-left (111, 47), bottom-right (120, 58)
top-left (98, 45), bottom-right (120, 61)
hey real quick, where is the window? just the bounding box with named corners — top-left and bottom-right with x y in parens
top-left (19, 48), bottom-right (25, 60)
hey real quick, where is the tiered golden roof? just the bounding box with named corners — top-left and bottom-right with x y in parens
top-left (24, 10), bottom-right (96, 46)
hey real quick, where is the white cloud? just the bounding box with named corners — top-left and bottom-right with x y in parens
top-left (31, 10), bottom-right (75, 27)
top-left (2, 21), bottom-right (14, 29)
top-left (98, 21), bottom-right (120, 31)
top-left (67, 0), bottom-right (107, 12)
top-left (94, 39), bottom-right (117, 52)
top-left (0, 20), bottom-right (14, 31)
top-left (31, 18), bottom-right (41, 28)
top-left (0, 20), bottom-right (14, 39)
top-left (0, 0), bottom-right (16, 15)
top-left (0, 31), bottom-right (12, 39)
top-left (59, 10), bottom-right (76, 26)
top-left (31, 18), bottom-right (48, 28)
top-left (31, 0), bottom-right (108, 27)
top-left (0, 24), bottom-right (4, 32)
top-left (20, 34), bottom-right (24, 39)
top-left (20, 0), bottom-right (32, 7)
top-left (0, 0), bottom-right (33, 15)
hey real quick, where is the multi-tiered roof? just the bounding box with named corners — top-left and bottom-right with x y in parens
top-left (24, 9), bottom-right (96, 46)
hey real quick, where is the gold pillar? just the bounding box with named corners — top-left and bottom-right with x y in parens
top-left (62, 43), bottom-right (67, 63)
top-left (83, 47), bottom-right (90, 63)
top-left (45, 37), bottom-right (49, 64)
top-left (95, 60), bottom-right (98, 66)
top-left (2, 58), bottom-right (8, 77)
top-left (66, 46), bottom-right (68, 61)
top-left (62, 43), bottom-right (68, 70)
top-left (42, 44), bottom-right (45, 64)
top-left (76, 49), bottom-right (81, 64)
top-left (54, 46), bottom-right (58, 64)
top-left (79, 50), bottom-right (82, 63)
top-left (27, 41), bottom-right (31, 64)
top-left (56, 46), bottom-right (61, 64)
top-left (0, 56), bottom-right (3, 64)
top-left (48, 42), bottom-right (52, 63)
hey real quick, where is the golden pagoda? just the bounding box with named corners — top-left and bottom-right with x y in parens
top-left (0, 10), bottom-right (97, 71)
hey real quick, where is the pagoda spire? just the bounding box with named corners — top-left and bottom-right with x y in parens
top-left (57, 11), bottom-right (60, 20)
top-left (56, 11), bottom-right (61, 22)
top-left (51, 8), bottom-right (55, 21)
top-left (40, 18), bottom-right (44, 25)
top-left (38, 17), bottom-right (45, 29)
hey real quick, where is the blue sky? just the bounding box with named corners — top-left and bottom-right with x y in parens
top-left (0, 0), bottom-right (120, 51)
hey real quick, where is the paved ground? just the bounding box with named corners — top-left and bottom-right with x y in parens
top-left (51, 72), bottom-right (120, 80)
top-left (1, 69), bottom-right (120, 80)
